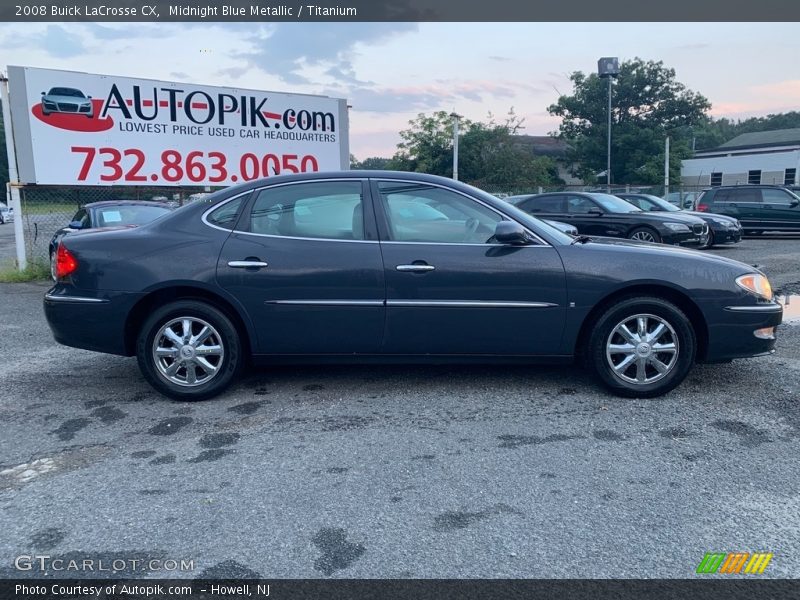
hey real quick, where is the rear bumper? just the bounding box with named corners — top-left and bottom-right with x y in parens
top-left (44, 289), bottom-right (142, 356)
top-left (704, 302), bottom-right (783, 362)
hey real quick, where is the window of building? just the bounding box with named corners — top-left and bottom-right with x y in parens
top-left (785, 168), bottom-right (797, 186)
top-left (710, 172), bottom-right (723, 187)
top-left (748, 170), bottom-right (761, 185)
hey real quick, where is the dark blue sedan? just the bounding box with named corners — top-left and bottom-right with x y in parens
top-left (45, 171), bottom-right (782, 401)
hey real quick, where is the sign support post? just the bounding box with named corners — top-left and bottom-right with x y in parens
top-left (1, 75), bottom-right (27, 270)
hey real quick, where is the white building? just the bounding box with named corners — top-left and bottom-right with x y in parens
top-left (681, 128), bottom-right (800, 187)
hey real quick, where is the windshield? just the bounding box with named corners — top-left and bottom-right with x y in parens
top-left (589, 193), bottom-right (642, 213)
top-left (48, 88), bottom-right (85, 97)
top-left (638, 194), bottom-right (680, 212)
top-left (94, 205), bottom-right (171, 227)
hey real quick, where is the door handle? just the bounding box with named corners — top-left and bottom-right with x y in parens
top-left (396, 264), bottom-right (435, 273)
top-left (228, 260), bottom-right (269, 269)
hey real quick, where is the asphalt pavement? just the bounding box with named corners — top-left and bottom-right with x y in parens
top-left (0, 236), bottom-right (798, 579)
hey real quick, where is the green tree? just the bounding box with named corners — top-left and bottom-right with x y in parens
top-left (351, 156), bottom-right (392, 170)
top-left (390, 109), bottom-right (561, 189)
top-left (390, 111), bottom-right (464, 176)
top-left (548, 58), bottom-right (711, 184)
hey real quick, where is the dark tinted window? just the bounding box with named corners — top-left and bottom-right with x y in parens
top-left (763, 188), bottom-right (795, 204)
top-left (207, 196), bottom-right (245, 230)
top-left (250, 181), bottom-right (364, 240)
top-left (71, 209), bottom-right (90, 228)
top-left (566, 195), bottom-right (599, 214)
top-left (728, 188), bottom-right (762, 203)
top-left (48, 87), bottom-right (85, 97)
top-left (378, 182), bottom-right (502, 244)
top-left (521, 195), bottom-right (565, 213)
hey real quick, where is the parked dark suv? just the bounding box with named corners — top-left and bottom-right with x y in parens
top-left (696, 185), bottom-right (800, 233)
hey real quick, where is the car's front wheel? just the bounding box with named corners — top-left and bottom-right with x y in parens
top-left (136, 300), bottom-right (242, 401)
top-left (628, 227), bottom-right (661, 243)
top-left (588, 296), bottom-right (696, 398)
top-left (699, 229), bottom-right (715, 249)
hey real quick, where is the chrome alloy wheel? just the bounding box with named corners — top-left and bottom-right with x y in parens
top-left (152, 317), bottom-right (225, 387)
top-left (605, 313), bottom-right (679, 385)
top-left (630, 230), bottom-right (657, 242)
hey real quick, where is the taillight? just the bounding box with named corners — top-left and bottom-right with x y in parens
top-left (696, 203), bottom-right (709, 212)
top-left (55, 244), bottom-right (78, 279)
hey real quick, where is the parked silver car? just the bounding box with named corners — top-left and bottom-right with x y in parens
top-left (41, 87), bottom-right (94, 118)
top-left (0, 202), bottom-right (13, 224)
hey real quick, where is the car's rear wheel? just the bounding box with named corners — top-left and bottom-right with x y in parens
top-left (588, 296), bottom-right (696, 398)
top-left (628, 227), bottom-right (661, 243)
top-left (136, 300), bottom-right (242, 401)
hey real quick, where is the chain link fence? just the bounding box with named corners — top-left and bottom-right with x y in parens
top-left (13, 185), bottom-right (214, 264)
top-left (472, 182), bottom-right (709, 209)
top-left (9, 179), bottom-right (712, 268)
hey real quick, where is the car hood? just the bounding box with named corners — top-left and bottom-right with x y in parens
top-left (578, 236), bottom-right (760, 273)
top-left (625, 211), bottom-right (705, 225)
top-left (683, 210), bottom-right (738, 223)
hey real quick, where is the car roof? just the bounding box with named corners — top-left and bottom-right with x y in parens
top-left (710, 184), bottom-right (788, 189)
top-left (83, 200), bottom-right (173, 209)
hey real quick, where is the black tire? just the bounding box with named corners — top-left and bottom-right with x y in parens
top-left (628, 227), bottom-right (661, 244)
top-left (136, 300), bottom-right (242, 401)
top-left (700, 229), bottom-right (715, 250)
top-left (587, 296), bottom-right (696, 398)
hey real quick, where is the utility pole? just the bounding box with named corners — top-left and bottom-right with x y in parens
top-left (449, 112), bottom-right (461, 181)
top-left (597, 58), bottom-right (619, 189)
top-left (664, 136), bottom-right (670, 198)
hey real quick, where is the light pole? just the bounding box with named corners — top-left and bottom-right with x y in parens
top-left (597, 57), bottom-right (619, 188)
top-left (449, 112), bottom-right (462, 180)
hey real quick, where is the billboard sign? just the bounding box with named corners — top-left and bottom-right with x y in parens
top-left (7, 66), bottom-right (349, 186)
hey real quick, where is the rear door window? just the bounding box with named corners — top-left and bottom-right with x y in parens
top-left (520, 195), bottom-right (565, 213)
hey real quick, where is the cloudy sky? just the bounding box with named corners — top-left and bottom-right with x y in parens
top-left (1, 22), bottom-right (798, 159)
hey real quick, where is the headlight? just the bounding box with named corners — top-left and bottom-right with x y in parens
top-left (735, 274), bottom-right (773, 301)
top-left (663, 222), bottom-right (690, 232)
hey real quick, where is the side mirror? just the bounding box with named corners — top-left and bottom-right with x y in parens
top-left (87, 95), bottom-right (92, 99)
top-left (791, 200), bottom-right (799, 208)
top-left (494, 221), bottom-right (530, 245)
top-left (68, 220), bottom-right (83, 229)
top-left (41, 91), bottom-right (45, 95)
top-left (588, 208), bottom-right (603, 216)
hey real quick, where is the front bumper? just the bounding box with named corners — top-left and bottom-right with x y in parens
top-left (44, 288), bottom-right (143, 356)
top-left (714, 226), bottom-right (743, 245)
top-left (665, 229), bottom-right (704, 247)
top-left (704, 302), bottom-right (783, 362)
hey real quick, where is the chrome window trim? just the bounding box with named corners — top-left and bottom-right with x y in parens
top-left (201, 190), bottom-right (256, 234)
top-left (44, 294), bottom-right (108, 304)
top-left (202, 177), bottom-right (550, 247)
top-left (374, 177), bottom-right (550, 247)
